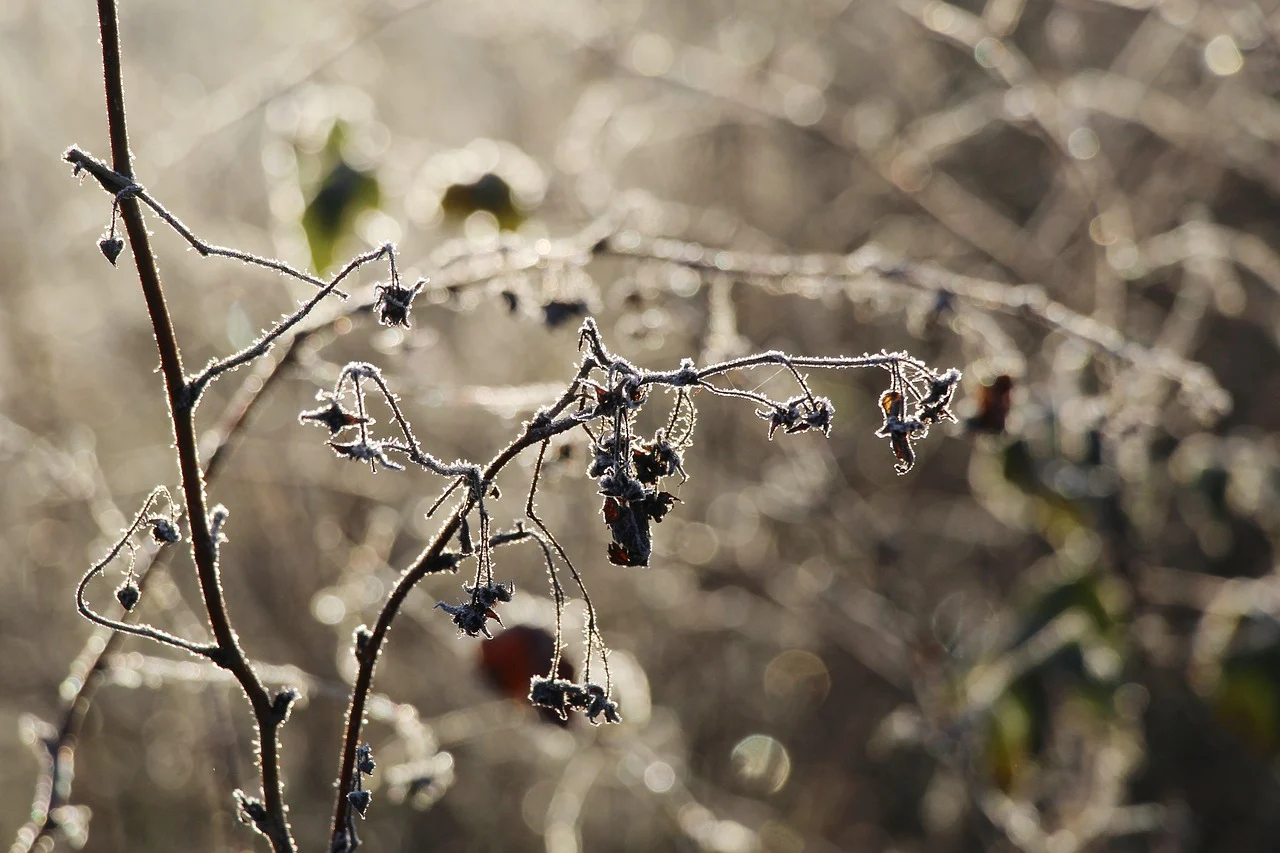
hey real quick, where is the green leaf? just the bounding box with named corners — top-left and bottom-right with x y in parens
top-left (300, 123), bottom-right (381, 274)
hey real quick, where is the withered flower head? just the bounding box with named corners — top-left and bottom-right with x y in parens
top-left (299, 394), bottom-right (370, 435)
top-left (876, 390), bottom-right (925, 475)
top-left (374, 278), bottom-right (426, 328)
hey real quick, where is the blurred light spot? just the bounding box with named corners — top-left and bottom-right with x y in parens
top-left (974, 37), bottom-right (1005, 69)
top-left (1003, 86), bottom-right (1035, 119)
top-left (710, 586), bottom-right (751, 629)
top-left (763, 650), bottom-right (831, 707)
top-left (783, 85), bottom-right (825, 127)
top-left (144, 715), bottom-right (194, 791)
top-left (889, 152), bottom-right (931, 192)
top-left (1062, 528), bottom-right (1101, 566)
top-left (545, 824), bottom-right (578, 853)
top-left (1046, 10), bottom-right (1084, 56)
top-left (759, 821), bottom-right (804, 853)
top-left (521, 780), bottom-right (554, 833)
top-left (922, 770), bottom-right (966, 832)
top-left (644, 565), bottom-right (694, 609)
top-left (1105, 240), bottom-right (1139, 274)
top-left (608, 649), bottom-right (653, 725)
top-left (730, 734), bottom-right (791, 793)
top-left (675, 522), bottom-right (719, 565)
top-left (707, 492), bottom-right (759, 544)
top-left (717, 18), bottom-right (773, 66)
top-left (59, 676), bottom-right (82, 703)
top-left (463, 210), bottom-right (500, 241)
top-left (337, 645), bottom-right (358, 682)
top-left (1215, 280), bottom-right (1246, 316)
top-left (846, 99), bottom-right (897, 151)
top-left (148, 747), bottom-right (193, 792)
top-left (641, 308), bottom-right (667, 329)
top-left (1088, 213), bottom-right (1119, 245)
top-left (1006, 805), bottom-right (1039, 847)
top-left (313, 517), bottom-right (343, 553)
top-left (371, 327), bottom-right (405, 354)
top-left (357, 209), bottom-right (401, 247)
top-left (1114, 682), bottom-right (1149, 720)
top-left (631, 33), bottom-right (674, 77)
top-left (616, 752), bottom-right (647, 785)
top-left (1204, 35), bottom-right (1243, 76)
top-left (931, 592), bottom-right (973, 651)
top-left (707, 820), bottom-right (756, 853)
top-left (1067, 127), bottom-right (1100, 160)
top-left (1084, 642), bottom-right (1123, 681)
top-left (360, 574), bottom-right (387, 607)
top-left (614, 107), bottom-right (653, 148)
top-left (225, 301), bottom-right (254, 350)
top-left (677, 803), bottom-right (715, 839)
top-left (643, 760), bottom-right (676, 793)
top-left (27, 518), bottom-right (70, 568)
top-left (923, 2), bottom-right (957, 34)
top-left (312, 591), bottom-right (346, 625)
top-left (679, 803), bottom-right (757, 853)
top-left (668, 265), bottom-right (702, 298)
top-left (1159, 0), bottom-right (1196, 27)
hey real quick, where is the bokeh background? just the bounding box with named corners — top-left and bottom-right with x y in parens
top-left (4, 0), bottom-right (1280, 851)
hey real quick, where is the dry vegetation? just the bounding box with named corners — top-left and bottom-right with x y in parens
top-left (4, 0), bottom-right (1280, 851)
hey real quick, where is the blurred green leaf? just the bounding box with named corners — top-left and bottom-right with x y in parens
top-left (300, 123), bottom-right (381, 275)
top-left (1213, 624), bottom-right (1280, 756)
top-left (440, 172), bottom-right (525, 231)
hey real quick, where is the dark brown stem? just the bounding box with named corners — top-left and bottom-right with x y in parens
top-left (93, 2), bottom-right (295, 850)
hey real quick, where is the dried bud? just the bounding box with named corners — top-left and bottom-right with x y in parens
top-left (458, 515), bottom-right (473, 555)
top-left (354, 625), bottom-right (373, 659)
top-left (632, 437), bottom-right (684, 485)
top-left (347, 789), bottom-right (371, 817)
top-left (579, 683), bottom-right (622, 725)
top-left (916, 368), bottom-right (962, 426)
top-left (270, 688), bottom-right (300, 723)
top-left (328, 438), bottom-right (406, 472)
top-left (148, 516), bottom-right (181, 544)
top-left (299, 396), bottom-right (369, 435)
top-left (115, 580), bottom-right (140, 611)
top-left (234, 791), bottom-right (269, 829)
top-left (435, 597), bottom-right (503, 638)
top-left (528, 676), bottom-right (584, 721)
top-left (875, 390), bottom-right (925, 475)
top-left (98, 236), bottom-right (124, 266)
top-left (374, 279), bottom-right (425, 328)
top-left (758, 395), bottom-right (835, 440)
top-left (465, 580), bottom-right (514, 608)
top-left (529, 677), bottom-right (621, 724)
top-left (356, 743), bottom-right (376, 776)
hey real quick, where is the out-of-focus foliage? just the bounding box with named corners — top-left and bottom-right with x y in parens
top-left (298, 123), bottom-right (382, 274)
top-left (5, 0), bottom-right (1280, 851)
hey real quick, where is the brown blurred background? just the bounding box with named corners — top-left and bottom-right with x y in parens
top-left (4, 0), bottom-right (1280, 850)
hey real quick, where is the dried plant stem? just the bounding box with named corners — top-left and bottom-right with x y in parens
top-left (92, 2), bottom-right (295, 850)
top-left (328, 367), bottom-right (592, 848)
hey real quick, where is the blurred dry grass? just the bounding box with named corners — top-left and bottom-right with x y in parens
top-left (4, 0), bottom-right (1280, 850)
